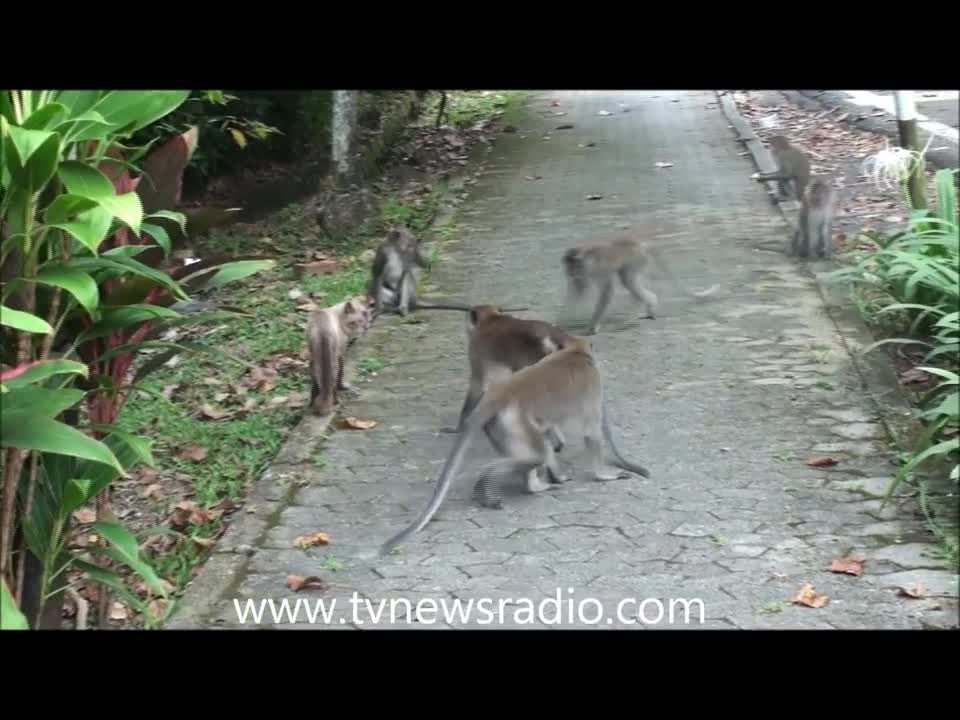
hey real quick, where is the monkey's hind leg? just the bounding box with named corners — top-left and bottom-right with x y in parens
top-left (397, 271), bottom-right (415, 316)
top-left (585, 430), bottom-right (631, 482)
top-left (618, 266), bottom-right (658, 320)
top-left (586, 279), bottom-right (614, 335)
top-left (472, 460), bottom-right (541, 509)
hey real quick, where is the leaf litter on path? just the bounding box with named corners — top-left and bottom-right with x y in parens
top-left (287, 575), bottom-right (328, 592)
top-left (830, 552), bottom-right (865, 576)
top-left (806, 456), bottom-right (839, 467)
top-left (294, 531), bottom-right (330, 550)
top-left (339, 416), bottom-right (378, 430)
top-left (897, 584), bottom-right (928, 599)
top-left (791, 583), bottom-right (829, 608)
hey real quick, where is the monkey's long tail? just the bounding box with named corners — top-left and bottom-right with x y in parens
top-left (412, 299), bottom-right (529, 313)
top-left (600, 393), bottom-right (650, 478)
top-left (646, 245), bottom-right (718, 301)
top-left (379, 407), bottom-right (490, 555)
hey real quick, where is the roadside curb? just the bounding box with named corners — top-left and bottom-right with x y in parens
top-left (716, 89), bottom-right (930, 519)
top-left (783, 90), bottom-right (958, 173)
top-left (164, 117), bottom-right (500, 629)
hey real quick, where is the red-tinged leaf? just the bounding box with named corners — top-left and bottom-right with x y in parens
top-left (897, 584), bottom-right (928, 599)
top-left (830, 553), bottom-right (865, 576)
top-left (791, 583), bottom-right (829, 608)
top-left (287, 575), bottom-right (328, 592)
top-left (806, 456), bottom-right (838, 467)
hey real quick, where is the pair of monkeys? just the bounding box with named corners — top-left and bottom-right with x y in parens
top-left (752, 135), bottom-right (836, 259)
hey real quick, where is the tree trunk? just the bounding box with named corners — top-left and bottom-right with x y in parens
top-left (894, 91), bottom-right (928, 211)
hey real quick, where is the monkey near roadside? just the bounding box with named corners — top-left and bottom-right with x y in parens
top-left (792, 177), bottom-right (836, 258)
top-left (752, 135), bottom-right (810, 201)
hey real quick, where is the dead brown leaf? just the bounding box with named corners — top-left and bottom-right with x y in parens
top-left (830, 552), bottom-right (865, 576)
top-left (146, 599), bottom-right (169, 622)
top-left (791, 583), bottom-right (829, 608)
top-left (897, 583), bottom-right (928, 599)
top-left (170, 501), bottom-right (221, 529)
top-left (654, 162), bottom-right (675, 169)
top-left (140, 483), bottom-right (164, 500)
top-left (295, 259), bottom-right (340, 278)
top-left (286, 392), bottom-right (308, 408)
top-left (72, 507), bottom-right (96, 524)
top-left (585, 194), bottom-right (604, 201)
top-left (293, 532), bottom-right (330, 550)
top-left (200, 403), bottom-right (233, 421)
top-left (287, 575), bottom-right (329, 592)
top-left (806, 456), bottom-right (839, 467)
top-left (213, 391), bottom-right (230, 402)
top-left (341, 416), bottom-right (378, 430)
top-left (179, 445), bottom-right (208, 463)
top-left (109, 601), bottom-right (129, 621)
top-left (162, 384), bottom-right (180, 401)
top-left (192, 536), bottom-right (216, 550)
top-left (899, 368), bottom-right (930, 385)
top-left (556, 124), bottom-right (574, 130)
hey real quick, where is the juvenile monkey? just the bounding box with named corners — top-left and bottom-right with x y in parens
top-left (441, 305), bottom-right (575, 439)
top-left (380, 335), bottom-right (650, 554)
top-left (368, 225), bottom-right (430, 317)
top-left (792, 177), bottom-right (836, 258)
top-left (561, 230), bottom-right (718, 335)
top-left (306, 294), bottom-right (374, 416)
top-left (752, 135), bottom-right (811, 201)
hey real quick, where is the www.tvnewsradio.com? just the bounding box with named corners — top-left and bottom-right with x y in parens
top-left (233, 588), bottom-right (707, 627)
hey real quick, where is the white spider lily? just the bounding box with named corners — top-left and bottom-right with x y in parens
top-left (861, 132), bottom-right (937, 193)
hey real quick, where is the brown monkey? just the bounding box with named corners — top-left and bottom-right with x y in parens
top-left (561, 230), bottom-right (718, 335)
top-left (380, 335), bottom-right (650, 553)
top-left (368, 225), bottom-right (430, 317)
top-left (440, 305), bottom-right (574, 440)
top-left (306, 294), bottom-right (374, 416)
top-left (752, 135), bottom-right (811, 201)
top-left (792, 177), bottom-right (836, 258)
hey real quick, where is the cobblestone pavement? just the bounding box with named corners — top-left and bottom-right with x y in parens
top-left (171, 91), bottom-right (959, 630)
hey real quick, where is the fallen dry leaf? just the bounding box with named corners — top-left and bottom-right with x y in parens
top-left (294, 532), bottom-right (330, 550)
top-left (897, 583), bottom-right (928, 599)
top-left (200, 403), bottom-right (233, 421)
top-left (341, 417), bottom-right (378, 430)
top-left (295, 259), bottom-right (339, 278)
top-left (792, 583), bottom-right (829, 608)
top-left (556, 124), bottom-right (574, 130)
top-left (72, 508), bottom-right (96, 524)
top-left (830, 552), bottom-right (865, 577)
top-left (286, 392), bottom-right (308, 408)
top-left (192, 536), bottom-right (217, 550)
top-left (654, 162), bottom-right (674, 169)
top-left (899, 368), bottom-right (930, 384)
top-left (585, 194), bottom-right (604, 201)
top-left (146, 599), bottom-right (169, 622)
top-left (288, 288), bottom-right (305, 301)
top-left (179, 445), bottom-right (208, 463)
top-left (525, 175), bottom-right (543, 181)
top-left (162, 384), bottom-right (179, 401)
top-left (287, 575), bottom-right (328, 592)
top-left (806, 456), bottom-right (839, 467)
top-left (597, 110), bottom-right (613, 116)
top-left (109, 601), bottom-right (128, 621)
top-left (140, 483), bottom-right (164, 500)
top-left (550, 100), bottom-right (560, 107)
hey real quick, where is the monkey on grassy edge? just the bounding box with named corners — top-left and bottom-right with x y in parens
top-left (561, 231), bottom-right (718, 335)
top-left (751, 135), bottom-right (811, 201)
top-left (792, 177), bottom-right (836, 258)
top-left (367, 225), bottom-right (433, 317)
top-left (380, 335), bottom-right (650, 553)
top-left (306, 294), bottom-right (374, 416)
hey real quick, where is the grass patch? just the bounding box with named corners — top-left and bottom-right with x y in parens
top-left (424, 91), bottom-right (528, 130)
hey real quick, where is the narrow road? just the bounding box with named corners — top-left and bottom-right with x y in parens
top-left (173, 91), bottom-right (958, 630)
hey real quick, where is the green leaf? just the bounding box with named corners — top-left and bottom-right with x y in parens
top-left (93, 521), bottom-right (168, 597)
top-left (71, 255), bottom-right (187, 300)
top-left (1, 359), bottom-right (88, 390)
top-left (92, 91), bottom-right (190, 135)
top-left (1, 412), bottom-right (126, 477)
top-left (141, 223), bottom-right (171, 256)
top-left (5, 126), bottom-right (60, 194)
top-left (72, 430), bottom-right (155, 503)
top-left (58, 110), bottom-right (113, 143)
top-left (146, 209), bottom-right (187, 232)
top-left (1, 578), bottom-right (29, 630)
top-left (57, 91), bottom-right (106, 117)
top-left (57, 161), bottom-right (114, 199)
top-left (63, 479), bottom-right (95, 516)
top-left (49, 205), bottom-right (114, 255)
top-left (0, 305), bottom-right (52, 334)
top-left (71, 560), bottom-right (149, 615)
top-left (78, 304), bottom-right (182, 342)
top-left (98, 190), bottom-right (143, 234)
top-left (44, 193), bottom-right (100, 224)
top-left (198, 260), bottom-right (276, 292)
top-left (36, 263), bottom-right (99, 315)
top-left (1, 386), bottom-right (85, 416)
top-left (22, 102), bottom-right (68, 131)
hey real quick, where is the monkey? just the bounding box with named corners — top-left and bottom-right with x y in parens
top-left (306, 294), bottom-right (375, 416)
top-left (439, 305), bottom-right (574, 442)
top-left (561, 230), bottom-right (718, 335)
top-left (379, 335), bottom-right (650, 554)
top-left (367, 225), bottom-right (432, 317)
top-left (751, 135), bottom-right (811, 201)
top-left (792, 177), bottom-right (836, 258)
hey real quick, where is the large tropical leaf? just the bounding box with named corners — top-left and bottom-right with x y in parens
top-left (35, 263), bottom-right (99, 316)
top-left (1, 412), bottom-right (126, 477)
top-left (0, 305), bottom-right (52, 334)
top-left (1, 386), bottom-right (85, 416)
top-left (0, 359), bottom-right (88, 389)
top-left (1, 579), bottom-right (29, 630)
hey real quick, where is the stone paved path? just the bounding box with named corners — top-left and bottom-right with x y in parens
top-left (171, 91), bottom-right (959, 630)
